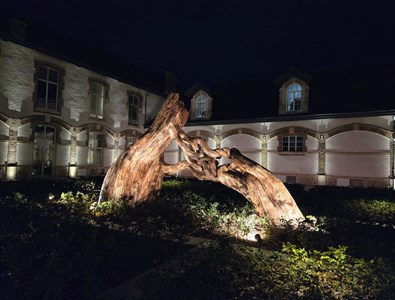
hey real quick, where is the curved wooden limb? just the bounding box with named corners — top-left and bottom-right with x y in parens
top-left (100, 92), bottom-right (304, 225)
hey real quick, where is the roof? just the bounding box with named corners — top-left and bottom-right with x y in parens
top-left (186, 63), bottom-right (395, 124)
top-left (0, 9), bottom-right (165, 96)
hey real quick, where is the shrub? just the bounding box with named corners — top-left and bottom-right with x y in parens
top-left (143, 241), bottom-right (394, 299)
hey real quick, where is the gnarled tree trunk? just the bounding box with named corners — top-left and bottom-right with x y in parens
top-left (99, 93), bottom-right (304, 225)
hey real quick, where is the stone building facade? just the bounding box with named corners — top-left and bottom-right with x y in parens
top-left (0, 24), bottom-right (164, 179)
top-left (1, 18), bottom-right (395, 188)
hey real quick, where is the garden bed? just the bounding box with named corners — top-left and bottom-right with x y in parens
top-left (1, 177), bottom-right (395, 299)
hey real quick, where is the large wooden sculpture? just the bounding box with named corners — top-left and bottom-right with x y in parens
top-left (99, 93), bottom-right (304, 225)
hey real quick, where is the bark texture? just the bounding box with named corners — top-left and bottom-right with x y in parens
top-left (99, 93), bottom-right (304, 225)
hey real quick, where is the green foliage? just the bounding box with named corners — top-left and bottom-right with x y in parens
top-left (57, 191), bottom-right (94, 214)
top-left (145, 241), bottom-right (394, 299)
top-left (278, 242), bottom-right (387, 299)
top-left (1, 177), bottom-right (395, 299)
top-left (0, 185), bottom-right (189, 300)
top-left (345, 198), bottom-right (395, 224)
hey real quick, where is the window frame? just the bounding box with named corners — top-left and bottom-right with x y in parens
top-left (89, 78), bottom-right (109, 120)
top-left (32, 125), bottom-right (56, 176)
top-left (278, 77), bottom-right (309, 115)
top-left (278, 134), bottom-right (307, 153)
top-left (286, 83), bottom-right (302, 112)
top-left (128, 94), bottom-right (140, 125)
top-left (350, 179), bottom-right (363, 187)
top-left (189, 90), bottom-right (212, 121)
top-left (87, 131), bottom-right (105, 165)
top-left (33, 61), bottom-right (64, 115)
top-left (196, 95), bottom-right (208, 118)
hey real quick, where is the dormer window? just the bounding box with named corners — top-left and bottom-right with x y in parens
top-left (196, 95), bottom-right (207, 118)
top-left (287, 83), bottom-right (302, 112)
top-left (189, 90), bottom-right (213, 121)
top-left (278, 76), bottom-right (309, 114)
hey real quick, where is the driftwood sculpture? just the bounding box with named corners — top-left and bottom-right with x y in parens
top-left (99, 93), bottom-right (304, 225)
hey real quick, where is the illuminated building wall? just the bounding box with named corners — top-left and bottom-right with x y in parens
top-left (0, 38), bottom-right (165, 179)
top-left (161, 115), bottom-right (393, 188)
top-left (1, 30), bottom-right (394, 188)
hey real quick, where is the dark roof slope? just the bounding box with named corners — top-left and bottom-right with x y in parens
top-left (203, 63), bottom-right (395, 123)
top-left (0, 9), bottom-right (165, 95)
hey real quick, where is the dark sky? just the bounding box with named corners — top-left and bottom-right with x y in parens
top-left (3, 0), bottom-right (395, 88)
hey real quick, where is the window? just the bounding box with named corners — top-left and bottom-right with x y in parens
top-left (282, 136), bottom-right (303, 152)
top-left (350, 179), bottom-right (363, 187)
top-left (35, 65), bottom-right (61, 112)
top-left (128, 95), bottom-right (139, 124)
top-left (287, 83), bottom-right (302, 111)
top-left (189, 91), bottom-right (213, 121)
top-left (88, 132), bottom-right (104, 165)
top-left (196, 95), bottom-right (207, 118)
top-left (286, 175), bottom-right (296, 184)
top-left (33, 125), bottom-right (55, 176)
top-left (90, 80), bottom-right (106, 119)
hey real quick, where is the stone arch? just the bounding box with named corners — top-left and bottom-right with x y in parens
top-left (327, 123), bottom-right (390, 139)
top-left (269, 126), bottom-right (317, 140)
top-left (220, 129), bottom-right (264, 165)
top-left (187, 130), bottom-right (218, 141)
top-left (120, 129), bottom-right (144, 139)
top-left (268, 126), bottom-right (317, 153)
top-left (325, 123), bottom-right (391, 182)
top-left (119, 129), bottom-right (144, 149)
top-left (221, 128), bottom-right (264, 141)
top-left (185, 130), bottom-right (218, 150)
top-left (21, 116), bottom-right (70, 143)
top-left (78, 123), bottom-right (115, 138)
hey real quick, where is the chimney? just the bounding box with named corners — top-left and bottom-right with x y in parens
top-left (165, 70), bottom-right (177, 94)
top-left (9, 18), bottom-right (27, 40)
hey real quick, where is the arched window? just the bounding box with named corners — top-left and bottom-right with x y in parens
top-left (286, 83), bottom-right (302, 112)
top-left (196, 95), bottom-right (207, 118)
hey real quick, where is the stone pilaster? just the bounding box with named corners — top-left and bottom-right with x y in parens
top-left (317, 133), bottom-right (327, 185)
top-left (69, 127), bottom-right (78, 165)
top-left (113, 133), bottom-right (120, 161)
top-left (317, 134), bottom-right (327, 185)
top-left (215, 136), bottom-right (222, 149)
top-left (6, 119), bottom-right (21, 164)
top-left (261, 137), bottom-right (267, 168)
top-left (318, 139), bottom-right (326, 175)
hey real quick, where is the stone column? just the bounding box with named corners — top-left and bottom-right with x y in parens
top-left (69, 127), bottom-right (78, 177)
top-left (261, 136), bottom-right (268, 168)
top-left (318, 133), bottom-right (326, 185)
top-left (215, 136), bottom-right (221, 149)
top-left (6, 119), bottom-right (21, 179)
top-left (113, 133), bottom-right (120, 162)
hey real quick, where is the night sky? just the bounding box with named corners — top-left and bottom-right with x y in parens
top-left (3, 0), bottom-right (395, 89)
